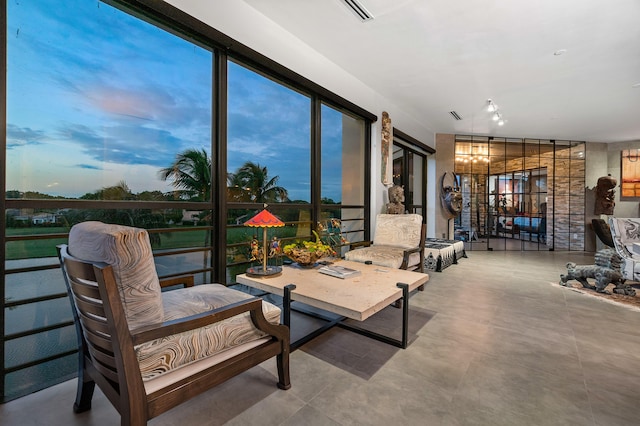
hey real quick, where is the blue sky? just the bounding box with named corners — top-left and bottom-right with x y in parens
top-left (6, 0), bottom-right (343, 201)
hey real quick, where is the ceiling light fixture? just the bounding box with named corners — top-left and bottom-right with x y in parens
top-left (487, 99), bottom-right (506, 126)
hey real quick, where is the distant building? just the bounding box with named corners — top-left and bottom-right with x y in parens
top-left (31, 213), bottom-right (58, 225)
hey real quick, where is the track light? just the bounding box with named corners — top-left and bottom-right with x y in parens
top-left (487, 99), bottom-right (506, 126)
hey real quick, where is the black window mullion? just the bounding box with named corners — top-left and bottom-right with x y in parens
top-left (214, 50), bottom-right (227, 284)
top-left (311, 97), bottom-right (322, 227)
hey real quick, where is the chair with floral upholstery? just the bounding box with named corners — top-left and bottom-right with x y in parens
top-left (344, 213), bottom-right (425, 274)
top-left (57, 221), bottom-right (290, 426)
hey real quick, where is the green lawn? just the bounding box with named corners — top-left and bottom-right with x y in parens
top-left (5, 225), bottom-right (302, 260)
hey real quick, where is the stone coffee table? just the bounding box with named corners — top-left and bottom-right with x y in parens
top-left (236, 260), bottom-right (429, 350)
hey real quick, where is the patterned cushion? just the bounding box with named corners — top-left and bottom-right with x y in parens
top-left (609, 217), bottom-right (640, 256)
top-left (608, 217), bottom-right (640, 281)
top-left (424, 243), bottom-right (456, 272)
top-left (344, 245), bottom-right (421, 269)
top-left (68, 221), bottom-right (163, 330)
top-left (136, 284), bottom-right (281, 380)
top-left (374, 214), bottom-right (422, 248)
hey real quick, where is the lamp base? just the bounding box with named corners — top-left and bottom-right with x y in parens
top-left (246, 265), bottom-right (282, 278)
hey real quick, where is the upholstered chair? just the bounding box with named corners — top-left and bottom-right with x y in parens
top-left (344, 213), bottom-right (425, 273)
top-left (608, 217), bottom-right (640, 281)
top-left (58, 221), bottom-right (290, 426)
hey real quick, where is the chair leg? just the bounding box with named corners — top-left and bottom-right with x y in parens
top-left (276, 352), bottom-right (291, 390)
top-left (73, 374), bottom-right (96, 413)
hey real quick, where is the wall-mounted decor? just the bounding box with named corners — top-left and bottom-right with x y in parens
top-left (381, 111), bottom-right (392, 185)
top-left (440, 172), bottom-right (463, 219)
top-left (621, 149), bottom-right (640, 199)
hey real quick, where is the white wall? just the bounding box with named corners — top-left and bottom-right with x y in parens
top-left (166, 0), bottom-right (436, 224)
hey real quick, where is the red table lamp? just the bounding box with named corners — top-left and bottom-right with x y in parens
top-left (244, 208), bottom-right (284, 277)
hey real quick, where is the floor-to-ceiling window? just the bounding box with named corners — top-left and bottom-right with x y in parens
top-left (3, 0), bottom-right (214, 403)
top-left (320, 103), bottom-right (367, 255)
top-left (454, 136), bottom-right (585, 251)
top-left (1, 0), bottom-right (373, 402)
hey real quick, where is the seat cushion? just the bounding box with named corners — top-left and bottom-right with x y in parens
top-left (136, 284), bottom-right (281, 380)
top-left (344, 245), bottom-right (421, 269)
top-left (68, 221), bottom-right (163, 330)
top-left (374, 214), bottom-right (422, 248)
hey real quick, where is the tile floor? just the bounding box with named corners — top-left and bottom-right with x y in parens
top-left (2, 250), bottom-right (640, 425)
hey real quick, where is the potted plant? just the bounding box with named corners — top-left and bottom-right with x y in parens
top-left (282, 230), bottom-right (336, 267)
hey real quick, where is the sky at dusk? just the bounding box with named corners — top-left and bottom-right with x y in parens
top-left (6, 0), bottom-right (343, 201)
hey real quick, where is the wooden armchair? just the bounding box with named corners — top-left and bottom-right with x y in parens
top-left (57, 221), bottom-right (290, 426)
top-left (344, 214), bottom-right (426, 274)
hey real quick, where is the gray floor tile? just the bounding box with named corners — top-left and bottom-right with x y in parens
top-left (3, 250), bottom-right (640, 425)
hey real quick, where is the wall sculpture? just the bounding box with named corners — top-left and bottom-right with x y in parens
top-left (440, 171), bottom-right (463, 219)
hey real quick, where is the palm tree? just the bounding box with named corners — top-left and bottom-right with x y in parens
top-left (227, 161), bottom-right (288, 203)
top-left (160, 148), bottom-right (213, 281)
top-left (159, 148), bottom-right (211, 201)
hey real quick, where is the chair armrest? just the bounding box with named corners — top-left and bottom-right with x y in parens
top-left (401, 224), bottom-right (425, 272)
top-left (159, 275), bottom-right (194, 289)
top-left (131, 297), bottom-right (287, 345)
top-left (349, 240), bottom-right (373, 250)
top-left (400, 246), bottom-right (424, 271)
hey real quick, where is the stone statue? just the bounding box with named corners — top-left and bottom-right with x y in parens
top-left (386, 185), bottom-right (405, 214)
top-left (440, 172), bottom-right (463, 219)
top-left (594, 174), bottom-right (616, 215)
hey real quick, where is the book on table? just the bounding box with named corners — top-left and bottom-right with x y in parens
top-left (318, 264), bottom-right (362, 279)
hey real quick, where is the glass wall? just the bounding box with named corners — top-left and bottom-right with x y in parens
top-left (321, 104), bottom-right (366, 255)
top-left (2, 0), bottom-right (372, 401)
top-left (454, 136), bottom-right (585, 251)
top-left (227, 62), bottom-right (311, 204)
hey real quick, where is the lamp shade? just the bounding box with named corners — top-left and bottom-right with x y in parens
top-left (244, 209), bottom-right (284, 227)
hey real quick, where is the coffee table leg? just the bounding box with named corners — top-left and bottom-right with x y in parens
top-left (398, 282), bottom-right (409, 349)
top-left (335, 282), bottom-right (411, 349)
top-left (283, 284), bottom-right (296, 328)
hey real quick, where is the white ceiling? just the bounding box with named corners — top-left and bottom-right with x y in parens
top-left (243, 0), bottom-right (640, 143)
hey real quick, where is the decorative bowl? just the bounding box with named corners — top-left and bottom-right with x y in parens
top-left (284, 247), bottom-right (327, 267)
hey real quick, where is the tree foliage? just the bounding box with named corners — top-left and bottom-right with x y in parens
top-left (158, 148), bottom-right (211, 201)
top-left (227, 161), bottom-right (288, 203)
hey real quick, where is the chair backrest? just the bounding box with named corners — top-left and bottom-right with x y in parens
top-left (609, 217), bottom-right (640, 257)
top-left (373, 213), bottom-right (423, 248)
top-left (58, 244), bottom-right (143, 407)
top-left (68, 221), bottom-right (163, 330)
